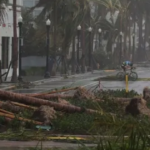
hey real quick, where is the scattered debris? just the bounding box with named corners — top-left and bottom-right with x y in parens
top-left (0, 89), bottom-right (98, 114)
top-left (16, 81), bottom-right (35, 89)
top-left (143, 86), bottom-right (150, 101)
top-left (58, 98), bottom-right (72, 106)
top-left (74, 87), bottom-right (95, 100)
top-left (0, 86), bottom-right (149, 126)
top-left (125, 98), bottom-right (150, 117)
top-left (33, 106), bottom-right (56, 125)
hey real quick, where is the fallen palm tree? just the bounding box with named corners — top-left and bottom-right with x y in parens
top-left (0, 90), bottom-right (97, 114)
top-left (0, 101), bottom-right (37, 111)
top-left (0, 101), bottom-right (24, 113)
top-left (0, 112), bottom-right (42, 125)
top-left (28, 87), bottom-right (78, 97)
top-left (33, 94), bottom-right (73, 100)
top-left (11, 102), bottom-right (37, 110)
top-left (0, 108), bottom-right (14, 115)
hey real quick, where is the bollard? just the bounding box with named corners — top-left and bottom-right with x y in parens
top-left (125, 74), bottom-right (129, 93)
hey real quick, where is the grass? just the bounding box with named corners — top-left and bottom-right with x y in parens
top-left (1, 89), bottom-right (150, 150)
top-left (95, 75), bottom-right (150, 81)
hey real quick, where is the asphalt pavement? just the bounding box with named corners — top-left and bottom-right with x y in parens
top-left (8, 70), bottom-right (116, 94)
top-left (1, 67), bottom-right (150, 94)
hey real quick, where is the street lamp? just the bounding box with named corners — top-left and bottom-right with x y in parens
top-left (18, 15), bottom-right (23, 81)
top-left (44, 19), bottom-right (51, 78)
top-left (119, 31), bottom-right (123, 64)
top-left (98, 28), bottom-right (102, 48)
top-left (88, 27), bottom-right (92, 71)
top-left (76, 25), bottom-right (81, 73)
top-left (132, 33), bottom-right (135, 63)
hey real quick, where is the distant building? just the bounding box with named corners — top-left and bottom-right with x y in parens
top-left (23, 0), bottom-right (42, 18)
top-left (0, 0), bottom-right (22, 81)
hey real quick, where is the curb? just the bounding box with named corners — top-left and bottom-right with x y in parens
top-left (32, 72), bottom-right (93, 85)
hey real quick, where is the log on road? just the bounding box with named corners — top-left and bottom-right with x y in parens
top-left (0, 90), bottom-right (97, 114)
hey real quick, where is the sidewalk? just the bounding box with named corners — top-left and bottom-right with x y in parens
top-left (0, 140), bottom-right (96, 149)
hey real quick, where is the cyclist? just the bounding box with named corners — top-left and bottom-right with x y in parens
top-left (121, 61), bottom-right (133, 72)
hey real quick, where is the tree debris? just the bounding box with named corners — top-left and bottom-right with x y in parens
top-left (33, 106), bottom-right (56, 125)
top-left (74, 87), bottom-right (95, 100)
top-left (125, 98), bottom-right (150, 117)
top-left (0, 90), bottom-right (98, 114)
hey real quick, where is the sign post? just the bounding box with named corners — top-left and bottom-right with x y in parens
top-left (125, 75), bottom-right (129, 93)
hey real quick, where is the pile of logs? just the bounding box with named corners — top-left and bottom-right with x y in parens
top-left (0, 86), bottom-right (150, 126)
top-left (0, 87), bottom-right (99, 125)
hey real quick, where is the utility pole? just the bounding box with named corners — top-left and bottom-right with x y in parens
top-left (11, 0), bottom-right (18, 82)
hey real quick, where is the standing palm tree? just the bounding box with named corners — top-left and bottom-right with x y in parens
top-left (11, 0), bottom-right (18, 82)
top-left (30, 0), bottom-right (90, 74)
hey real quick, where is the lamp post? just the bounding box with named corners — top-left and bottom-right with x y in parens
top-left (18, 16), bottom-right (23, 81)
top-left (98, 28), bottom-right (102, 48)
top-left (76, 25), bottom-right (81, 73)
top-left (44, 19), bottom-right (51, 78)
top-left (88, 27), bottom-right (92, 71)
top-left (132, 33), bottom-right (135, 63)
top-left (119, 31), bottom-right (123, 64)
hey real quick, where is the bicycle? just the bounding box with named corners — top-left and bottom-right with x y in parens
top-left (116, 67), bottom-right (138, 81)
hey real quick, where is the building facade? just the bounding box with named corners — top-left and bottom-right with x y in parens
top-left (0, 0), bottom-right (22, 81)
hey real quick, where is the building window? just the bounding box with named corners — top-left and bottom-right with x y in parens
top-left (11, 37), bottom-right (18, 68)
top-left (1, 37), bottom-right (9, 69)
top-left (23, 0), bottom-right (34, 8)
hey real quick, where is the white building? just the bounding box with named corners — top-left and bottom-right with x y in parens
top-left (0, 0), bottom-right (22, 81)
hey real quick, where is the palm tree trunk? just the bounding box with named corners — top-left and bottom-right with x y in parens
top-left (11, 0), bottom-right (18, 82)
top-left (51, 0), bottom-right (57, 76)
top-left (144, 12), bottom-right (149, 60)
top-left (81, 22), bottom-right (85, 72)
top-left (123, 13), bottom-right (127, 59)
top-left (71, 36), bottom-right (75, 74)
top-left (137, 14), bottom-right (143, 62)
top-left (128, 17), bottom-right (131, 58)
top-left (0, 90), bottom-right (97, 114)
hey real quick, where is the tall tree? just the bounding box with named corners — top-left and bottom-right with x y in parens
top-left (11, 0), bottom-right (18, 82)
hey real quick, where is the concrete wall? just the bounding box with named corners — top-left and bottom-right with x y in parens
top-left (22, 56), bottom-right (46, 69)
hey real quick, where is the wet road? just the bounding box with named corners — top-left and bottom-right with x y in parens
top-left (8, 67), bottom-right (150, 94)
top-left (9, 70), bottom-right (116, 94)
